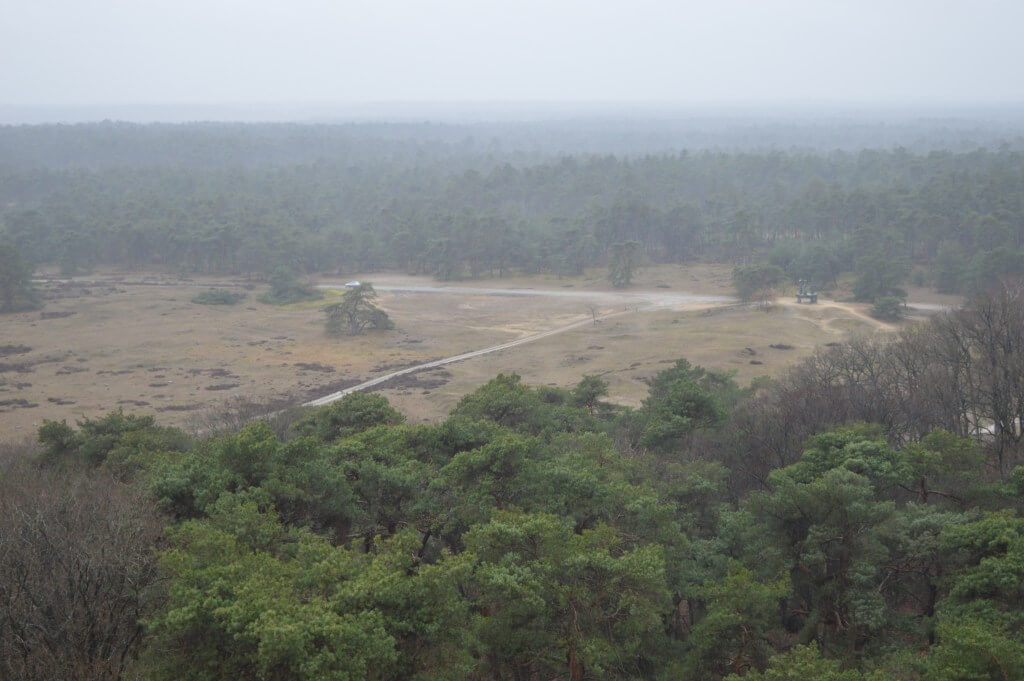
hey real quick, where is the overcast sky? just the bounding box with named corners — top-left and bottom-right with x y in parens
top-left (2, 0), bottom-right (1023, 115)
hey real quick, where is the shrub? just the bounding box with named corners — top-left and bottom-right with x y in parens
top-left (732, 263), bottom-right (786, 305)
top-left (191, 288), bottom-right (244, 305)
top-left (258, 266), bottom-right (323, 305)
top-left (870, 295), bottom-right (904, 321)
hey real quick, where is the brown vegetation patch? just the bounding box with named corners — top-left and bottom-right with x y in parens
top-left (157, 404), bottom-right (203, 412)
top-left (189, 396), bottom-right (304, 438)
top-left (0, 345), bottom-right (31, 357)
top-left (371, 359), bottom-right (438, 373)
top-left (294, 362), bottom-right (335, 373)
top-left (188, 368), bottom-right (237, 379)
top-left (371, 368), bottom-right (453, 393)
top-left (205, 383), bottom-right (242, 391)
top-left (0, 399), bottom-right (38, 410)
top-left (0, 362), bottom-right (34, 373)
top-left (301, 377), bottom-right (363, 401)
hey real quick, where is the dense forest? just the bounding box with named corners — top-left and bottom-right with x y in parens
top-left (3, 282), bottom-right (1024, 681)
top-left (2, 121), bottom-right (1024, 298)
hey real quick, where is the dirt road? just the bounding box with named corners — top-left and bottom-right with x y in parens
top-left (308, 281), bottom-right (947, 408)
top-left (318, 281), bottom-right (733, 306)
top-left (307, 281), bottom-right (733, 407)
top-left (304, 307), bottom-right (641, 406)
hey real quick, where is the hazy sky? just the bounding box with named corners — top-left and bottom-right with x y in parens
top-left (3, 0), bottom-right (1023, 109)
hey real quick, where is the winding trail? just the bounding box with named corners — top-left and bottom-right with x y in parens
top-left (303, 307), bottom-right (636, 407)
top-left (305, 281), bottom-right (735, 407)
top-left (777, 299), bottom-right (898, 332)
top-left (305, 281), bottom-right (953, 408)
top-left (318, 282), bottom-right (733, 306)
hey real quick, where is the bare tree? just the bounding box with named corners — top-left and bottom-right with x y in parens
top-left (716, 278), bottom-right (1024, 494)
top-left (955, 278), bottom-right (1024, 472)
top-left (0, 459), bottom-right (164, 681)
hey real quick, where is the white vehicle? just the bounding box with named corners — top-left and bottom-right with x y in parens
top-left (344, 280), bottom-right (361, 288)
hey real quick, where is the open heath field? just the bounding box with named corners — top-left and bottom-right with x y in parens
top-left (0, 264), bottom-right (921, 439)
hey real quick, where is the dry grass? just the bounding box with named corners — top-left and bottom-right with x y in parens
top-left (381, 299), bottom-right (879, 421)
top-left (0, 264), bottom-right (916, 439)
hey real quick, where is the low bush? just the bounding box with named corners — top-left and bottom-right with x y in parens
top-left (191, 288), bottom-right (245, 305)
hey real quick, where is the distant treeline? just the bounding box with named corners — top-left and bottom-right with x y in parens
top-left (2, 122), bottom-right (1023, 293)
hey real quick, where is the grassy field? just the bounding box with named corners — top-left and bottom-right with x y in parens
top-left (0, 264), bottom-right (928, 439)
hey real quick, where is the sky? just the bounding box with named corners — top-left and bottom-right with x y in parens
top-left (2, 0), bottom-right (1023, 118)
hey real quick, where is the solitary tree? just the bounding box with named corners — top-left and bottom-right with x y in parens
top-left (323, 282), bottom-right (394, 335)
top-left (732, 263), bottom-right (786, 307)
top-left (572, 375), bottom-right (609, 413)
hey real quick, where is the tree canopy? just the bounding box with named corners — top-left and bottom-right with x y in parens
top-left (322, 283), bottom-right (393, 336)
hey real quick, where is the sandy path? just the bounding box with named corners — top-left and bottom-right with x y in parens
top-left (305, 284), bottom-right (935, 408)
top-left (305, 281), bottom-right (740, 407)
top-left (777, 299), bottom-right (899, 333)
top-left (303, 308), bottom-right (636, 406)
top-left (318, 282), bottom-right (733, 307)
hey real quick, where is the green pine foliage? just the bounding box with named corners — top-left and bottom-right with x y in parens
top-left (322, 283), bottom-right (393, 336)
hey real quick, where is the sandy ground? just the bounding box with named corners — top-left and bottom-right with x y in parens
top-left (0, 264), bottom-right (933, 440)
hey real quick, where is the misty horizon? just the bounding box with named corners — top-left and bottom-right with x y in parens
top-left (4, 99), bottom-right (1024, 127)
top-left (4, 1), bottom-right (1023, 125)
